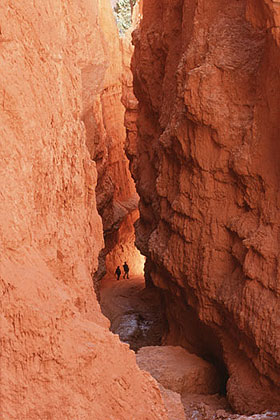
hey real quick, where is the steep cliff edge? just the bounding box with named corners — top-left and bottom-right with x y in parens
top-left (129, 0), bottom-right (280, 414)
top-left (0, 1), bottom-right (167, 418)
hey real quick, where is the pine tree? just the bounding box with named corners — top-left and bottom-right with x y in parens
top-left (114, 0), bottom-right (137, 36)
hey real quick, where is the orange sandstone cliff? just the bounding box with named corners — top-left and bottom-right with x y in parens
top-left (128, 0), bottom-right (280, 414)
top-left (0, 1), bottom-right (167, 418)
top-left (82, 0), bottom-right (143, 288)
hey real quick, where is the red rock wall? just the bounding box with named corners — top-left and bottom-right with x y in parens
top-left (0, 1), bottom-right (167, 418)
top-left (129, 0), bottom-right (280, 414)
top-left (83, 0), bottom-right (143, 285)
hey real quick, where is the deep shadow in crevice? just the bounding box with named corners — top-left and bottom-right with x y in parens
top-left (154, 267), bottom-right (230, 399)
top-left (205, 353), bottom-right (229, 396)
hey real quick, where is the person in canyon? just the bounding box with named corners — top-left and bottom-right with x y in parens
top-left (115, 266), bottom-right (121, 280)
top-left (123, 262), bottom-right (129, 279)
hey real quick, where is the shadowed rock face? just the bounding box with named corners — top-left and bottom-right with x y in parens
top-left (127, 0), bottom-right (280, 414)
top-left (0, 1), bottom-right (168, 419)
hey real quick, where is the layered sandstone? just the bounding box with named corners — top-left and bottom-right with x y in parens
top-left (128, 0), bottom-right (280, 414)
top-left (0, 1), bottom-right (167, 418)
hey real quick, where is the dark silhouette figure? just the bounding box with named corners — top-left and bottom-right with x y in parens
top-left (123, 262), bottom-right (129, 279)
top-left (115, 266), bottom-right (121, 280)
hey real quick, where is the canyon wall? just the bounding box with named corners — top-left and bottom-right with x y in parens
top-left (83, 0), bottom-right (143, 286)
top-left (0, 1), bottom-right (167, 418)
top-left (128, 0), bottom-right (280, 414)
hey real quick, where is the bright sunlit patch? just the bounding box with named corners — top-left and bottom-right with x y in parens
top-left (105, 245), bottom-right (145, 279)
top-left (133, 252), bottom-right (145, 276)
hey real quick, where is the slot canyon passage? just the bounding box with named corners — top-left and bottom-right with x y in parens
top-left (1, 0), bottom-right (280, 419)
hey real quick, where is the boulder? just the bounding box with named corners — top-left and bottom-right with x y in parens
top-left (136, 346), bottom-right (220, 395)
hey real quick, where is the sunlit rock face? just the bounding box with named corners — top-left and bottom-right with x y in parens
top-left (105, 208), bottom-right (145, 277)
top-left (129, 0), bottom-right (280, 414)
top-left (118, 23), bottom-right (147, 279)
top-left (83, 0), bottom-right (142, 286)
top-left (0, 1), bottom-right (168, 418)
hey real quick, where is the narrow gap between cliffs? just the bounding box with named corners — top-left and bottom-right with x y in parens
top-left (98, 263), bottom-right (234, 417)
top-left (90, 1), bottom-right (234, 417)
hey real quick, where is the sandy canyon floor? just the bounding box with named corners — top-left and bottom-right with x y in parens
top-left (99, 276), bottom-right (280, 419)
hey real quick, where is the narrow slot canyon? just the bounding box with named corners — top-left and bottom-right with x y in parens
top-left (1, 1), bottom-right (280, 420)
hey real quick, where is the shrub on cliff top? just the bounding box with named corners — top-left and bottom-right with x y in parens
top-left (114, 0), bottom-right (137, 36)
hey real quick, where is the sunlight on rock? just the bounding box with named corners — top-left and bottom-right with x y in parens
top-left (104, 209), bottom-right (145, 278)
top-left (133, 252), bottom-right (145, 276)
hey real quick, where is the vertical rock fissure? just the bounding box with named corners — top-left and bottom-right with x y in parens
top-left (81, 1), bottom-right (145, 298)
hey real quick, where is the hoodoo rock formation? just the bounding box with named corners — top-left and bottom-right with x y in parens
top-left (128, 0), bottom-right (280, 414)
top-left (0, 1), bottom-right (167, 419)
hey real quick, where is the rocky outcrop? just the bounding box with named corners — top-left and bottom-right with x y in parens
top-left (128, 0), bottom-right (280, 414)
top-left (0, 1), bottom-right (168, 418)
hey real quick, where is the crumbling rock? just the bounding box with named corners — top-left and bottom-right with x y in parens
top-left (158, 384), bottom-right (186, 420)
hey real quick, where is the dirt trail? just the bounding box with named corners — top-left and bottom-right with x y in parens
top-left (99, 276), bottom-right (279, 419)
top-left (100, 275), bottom-right (167, 351)
top-left (100, 275), bottom-right (231, 419)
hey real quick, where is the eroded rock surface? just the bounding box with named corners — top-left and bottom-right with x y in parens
top-left (83, 0), bottom-right (142, 288)
top-left (158, 384), bottom-right (186, 420)
top-left (0, 1), bottom-right (168, 419)
top-left (136, 345), bottom-right (220, 395)
top-left (128, 0), bottom-right (280, 414)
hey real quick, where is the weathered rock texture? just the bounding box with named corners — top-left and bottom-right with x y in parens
top-left (158, 384), bottom-right (186, 420)
top-left (83, 0), bottom-right (143, 287)
top-left (121, 18), bottom-right (149, 280)
top-left (0, 1), bottom-right (168, 419)
top-left (128, 0), bottom-right (280, 414)
top-left (137, 346), bottom-right (220, 395)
